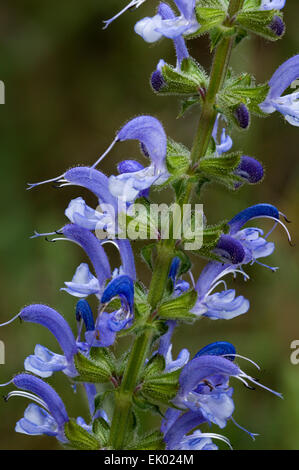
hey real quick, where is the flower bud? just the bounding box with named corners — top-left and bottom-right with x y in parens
top-left (235, 156), bottom-right (264, 184)
top-left (234, 103), bottom-right (250, 129)
top-left (151, 69), bottom-right (165, 92)
top-left (269, 16), bottom-right (285, 37)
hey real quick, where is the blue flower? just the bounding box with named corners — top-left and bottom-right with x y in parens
top-left (217, 203), bottom-right (292, 271)
top-left (16, 403), bottom-right (61, 438)
top-left (149, 2), bottom-right (190, 91)
top-left (83, 275), bottom-right (135, 347)
top-left (161, 408), bottom-right (231, 450)
top-left (260, 0), bottom-right (286, 10)
top-left (65, 197), bottom-right (114, 232)
top-left (10, 374), bottom-right (69, 442)
top-left (62, 263), bottom-right (101, 298)
top-left (162, 341), bottom-right (281, 447)
top-left (260, 55), bottom-right (299, 126)
top-left (135, 1), bottom-right (198, 43)
top-left (18, 304), bottom-right (78, 378)
top-left (192, 262), bottom-right (250, 320)
top-left (108, 116), bottom-right (169, 202)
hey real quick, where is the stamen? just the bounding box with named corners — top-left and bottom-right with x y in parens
top-left (200, 432), bottom-right (233, 450)
top-left (189, 271), bottom-right (195, 288)
top-left (91, 136), bottom-right (119, 169)
top-left (76, 318), bottom-right (84, 342)
top-left (231, 416), bottom-right (259, 441)
top-left (279, 211), bottom-right (291, 224)
top-left (0, 379), bottom-right (13, 387)
top-left (4, 391), bottom-right (50, 411)
top-left (222, 353), bottom-right (261, 370)
top-left (103, 1), bottom-right (146, 30)
top-left (30, 231), bottom-right (57, 240)
top-left (0, 312), bottom-right (21, 328)
top-left (265, 221), bottom-right (278, 239)
top-left (239, 371), bottom-right (283, 399)
top-left (206, 279), bottom-right (228, 298)
top-left (234, 375), bottom-right (255, 390)
top-left (254, 260), bottom-right (279, 272)
top-left (255, 215), bottom-right (294, 246)
top-left (27, 174), bottom-right (65, 191)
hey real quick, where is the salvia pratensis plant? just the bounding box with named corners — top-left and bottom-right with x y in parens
top-left (1, 0), bottom-right (297, 450)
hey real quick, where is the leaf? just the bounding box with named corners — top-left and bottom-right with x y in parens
top-left (158, 290), bottom-right (197, 320)
top-left (160, 63), bottom-right (202, 95)
top-left (143, 354), bottom-right (166, 379)
top-left (140, 244), bottom-right (156, 271)
top-left (74, 352), bottom-right (112, 383)
top-left (92, 417), bottom-right (110, 445)
top-left (236, 10), bottom-right (284, 41)
top-left (128, 430), bottom-right (165, 450)
top-left (195, 1), bottom-right (227, 35)
top-left (178, 96), bottom-right (200, 118)
top-left (64, 419), bottom-right (100, 450)
top-left (166, 138), bottom-right (191, 178)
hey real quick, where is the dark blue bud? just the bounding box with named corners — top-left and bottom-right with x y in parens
top-left (235, 156), bottom-right (264, 184)
top-left (215, 235), bottom-right (246, 264)
top-left (75, 299), bottom-right (94, 331)
top-left (101, 275), bottom-right (134, 313)
top-left (168, 257), bottom-right (181, 283)
top-left (234, 103), bottom-right (250, 129)
top-left (229, 203), bottom-right (280, 234)
top-left (151, 69), bottom-right (165, 92)
top-left (117, 160), bottom-right (144, 174)
top-left (195, 341), bottom-right (236, 362)
top-left (270, 16), bottom-right (285, 37)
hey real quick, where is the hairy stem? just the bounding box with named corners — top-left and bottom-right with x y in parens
top-left (109, 242), bottom-right (174, 449)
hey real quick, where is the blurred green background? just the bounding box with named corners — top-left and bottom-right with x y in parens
top-left (0, 0), bottom-right (298, 450)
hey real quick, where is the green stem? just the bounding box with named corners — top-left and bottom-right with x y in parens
top-left (109, 328), bottom-right (153, 449)
top-left (190, 0), bottom-right (244, 165)
top-left (109, 242), bottom-right (174, 449)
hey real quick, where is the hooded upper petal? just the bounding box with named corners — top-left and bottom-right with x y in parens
top-left (117, 116), bottom-right (167, 171)
top-left (20, 305), bottom-right (77, 364)
top-left (62, 224), bottom-right (111, 285)
top-left (13, 374), bottom-right (69, 430)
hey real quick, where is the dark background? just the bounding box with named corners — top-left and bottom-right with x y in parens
top-left (0, 1), bottom-right (298, 450)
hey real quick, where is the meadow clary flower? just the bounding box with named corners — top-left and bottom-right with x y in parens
top-left (17, 304), bottom-right (78, 378)
top-left (163, 341), bottom-right (281, 444)
top-left (161, 406), bottom-right (232, 450)
top-left (65, 197), bottom-right (115, 233)
top-left (135, 0), bottom-right (198, 44)
top-left (260, 55), bottom-right (299, 126)
top-left (62, 263), bottom-right (101, 298)
top-left (85, 275), bottom-right (135, 347)
top-left (6, 374), bottom-right (69, 442)
top-left (192, 262), bottom-right (250, 320)
top-left (107, 116), bottom-right (169, 202)
top-left (150, 2), bottom-right (190, 90)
